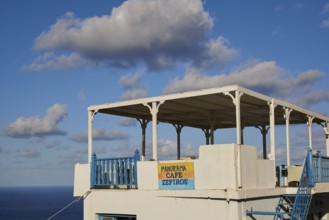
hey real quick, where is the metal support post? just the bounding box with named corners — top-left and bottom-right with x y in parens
top-left (256, 125), bottom-right (269, 159)
top-left (173, 124), bottom-right (183, 160)
top-left (325, 122), bottom-right (329, 157)
top-left (284, 107), bottom-right (293, 166)
top-left (207, 111), bottom-right (217, 145)
top-left (202, 128), bottom-right (211, 145)
top-left (88, 110), bottom-right (97, 163)
top-left (137, 119), bottom-right (150, 161)
top-left (307, 115), bottom-right (314, 149)
top-left (268, 99), bottom-right (277, 162)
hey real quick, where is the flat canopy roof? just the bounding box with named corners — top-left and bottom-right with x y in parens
top-left (88, 85), bottom-right (329, 129)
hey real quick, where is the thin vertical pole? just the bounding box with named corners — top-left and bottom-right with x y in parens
top-left (269, 99), bottom-right (277, 162)
top-left (284, 108), bottom-right (293, 166)
top-left (207, 111), bottom-right (217, 145)
top-left (88, 110), bottom-right (97, 163)
top-left (210, 123), bottom-right (215, 144)
top-left (138, 119), bottom-right (149, 161)
top-left (324, 122), bottom-right (329, 157)
top-left (151, 102), bottom-right (158, 160)
top-left (235, 90), bottom-right (242, 145)
top-left (307, 116), bottom-right (314, 149)
top-left (262, 127), bottom-right (267, 159)
top-left (173, 124), bottom-right (183, 160)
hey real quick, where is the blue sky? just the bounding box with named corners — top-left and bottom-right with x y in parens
top-left (1, 0), bottom-right (329, 186)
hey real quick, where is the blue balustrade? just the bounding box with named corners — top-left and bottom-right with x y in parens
top-left (91, 150), bottom-right (140, 189)
top-left (312, 152), bottom-right (329, 183)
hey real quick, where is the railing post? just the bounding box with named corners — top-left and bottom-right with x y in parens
top-left (124, 158), bottom-right (128, 185)
top-left (91, 153), bottom-right (97, 189)
top-left (318, 151), bottom-right (322, 182)
top-left (134, 150), bottom-right (140, 188)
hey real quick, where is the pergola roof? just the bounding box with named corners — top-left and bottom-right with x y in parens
top-left (88, 85), bottom-right (329, 129)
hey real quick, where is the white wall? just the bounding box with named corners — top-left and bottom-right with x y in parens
top-left (74, 163), bottom-right (90, 197)
top-left (83, 188), bottom-right (288, 220)
top-left (137, 144), bottom-right (276, 190)
top-left (194, 144), bottom-right (237, 189)
top-left (137, 161), bottom-right (158, 190)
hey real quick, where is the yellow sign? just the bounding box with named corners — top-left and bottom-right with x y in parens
top-left (158, 162), bottom-right (194, 189)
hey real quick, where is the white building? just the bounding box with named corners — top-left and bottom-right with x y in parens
top-left (74, 85), bottom-right (329, 220)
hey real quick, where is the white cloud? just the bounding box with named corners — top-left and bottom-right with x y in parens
top-left (71, 128), bottom-right (129, 142)
top-left (158, 139), bottom-right (177, 158)
top-left (28, 0), bottom-right (219, 71)
top-left (118, 117), bottom-right (137, 127)
top-left (119, 70), bottom-right (144, 89)
top-left (4, 104), bottom-right (68, 138)
top-left (157, 139), bottom-right (198, 160)
top-left (163, 61), bottom-right (324, 101)
top-left (18, 149), bottom-right (41, 159)
top-left (119, 69), bottom-right (148, 101)
top-left (46, 140), bottom-right (62, 149)
top-left (321, 18), bottom-right (329, 29)
top-left (21, 52), bottom-right (86, 72)
top-left (121, 89), bottom-right (147, 100)
top-left (294, 90), bottom-right (329, 107)
top-left (192, 37), bottom-right (239, 70)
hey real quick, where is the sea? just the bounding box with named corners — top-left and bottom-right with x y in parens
top-left (0, 186), bottom-right (83, 220)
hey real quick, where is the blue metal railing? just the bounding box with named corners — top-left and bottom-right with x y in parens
top-left (312, 152), bottom-right (329, 183)
top-left (289, 149), bottom-right (314, 219)
top-left (91, 150), bottom-right (140, 189)
top-left (273, 195), bottom-right (293, 220)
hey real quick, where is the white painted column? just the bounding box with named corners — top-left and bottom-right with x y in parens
top-left (284, 107), bottom-right (293, 166)
top-left (307, 115), bottom-right (314, 149)
top-left (224, 91), bottom-right (243, 144)
top-left (88, 110), bottom-right (97, 163)
top-left (144, 101), bottom-right (164, 161)
top-left (325, 122), bottom-right (329, 157)
top-left (224, 90), bottom-right (243, 188)
top-left (235, 91), bottom-right (243, 145)
top-left (269, 99), bottom-right (277, 162)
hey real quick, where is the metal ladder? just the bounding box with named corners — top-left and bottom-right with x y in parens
top-left (247, 149), bottom-right (314, 220)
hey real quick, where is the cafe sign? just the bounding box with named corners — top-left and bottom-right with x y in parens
top-left (158, 162), bottom-right (195, 190)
